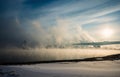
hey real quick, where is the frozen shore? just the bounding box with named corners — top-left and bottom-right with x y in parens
top-left (0, 60), bottom-right (120, 77)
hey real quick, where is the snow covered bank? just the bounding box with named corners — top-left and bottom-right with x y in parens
top-left (0, 60), bottom-right (120, 77)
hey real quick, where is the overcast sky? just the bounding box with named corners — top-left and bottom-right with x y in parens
top-left (0, 0), bottom-right (120, 48)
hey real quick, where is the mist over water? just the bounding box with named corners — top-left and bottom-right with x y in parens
top-left (19, 19), bottom-right (96, 48)
top-left (1, 18), bottom-right (120, 63)
top-left (0, 48), bottom-right (120, 63)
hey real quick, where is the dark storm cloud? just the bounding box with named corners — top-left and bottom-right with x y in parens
top-left (0, 0), bottom-right (30, 48)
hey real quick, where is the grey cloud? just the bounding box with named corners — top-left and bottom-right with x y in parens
top-left (0, 17), bottom-right (32, 48)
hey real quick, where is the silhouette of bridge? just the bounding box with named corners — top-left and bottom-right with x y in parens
top-left (73, 41), bottom-right (120, 48)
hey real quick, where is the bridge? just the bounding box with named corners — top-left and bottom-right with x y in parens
top-left (73, 41), bottom-right (120, 48)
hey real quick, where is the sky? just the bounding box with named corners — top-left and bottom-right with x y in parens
top-left (0, 0), bottom-right (120, 48)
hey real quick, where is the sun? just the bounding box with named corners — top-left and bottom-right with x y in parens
top-left (101, 27), bottom-right (114, 38)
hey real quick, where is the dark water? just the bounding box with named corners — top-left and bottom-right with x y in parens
top-left (0, 48), bottom-right (120, 63)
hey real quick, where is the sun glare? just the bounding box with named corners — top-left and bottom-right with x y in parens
top-left (101, 28), bottom-right (114, 38)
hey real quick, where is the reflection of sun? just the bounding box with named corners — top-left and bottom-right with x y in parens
top-left (101, 28), bottom-right (114, 38)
